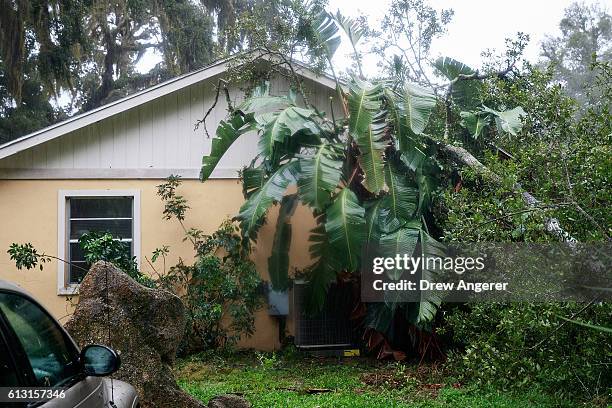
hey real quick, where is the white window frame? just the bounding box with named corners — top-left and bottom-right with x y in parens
top-left (57, 189), bottom-right (141, 295)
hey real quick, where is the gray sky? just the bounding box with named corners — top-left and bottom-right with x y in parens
top-left (327, 0), bottom-right (610, 74)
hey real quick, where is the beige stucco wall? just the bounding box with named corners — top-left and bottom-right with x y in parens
top-left (0, 179), bottom-right (316, 351)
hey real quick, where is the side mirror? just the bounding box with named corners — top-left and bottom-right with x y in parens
top-left (80, 344), bottom-right (121, 376)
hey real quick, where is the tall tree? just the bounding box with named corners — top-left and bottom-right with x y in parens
top-left (0, 0), bottom-right (328, 142)
top-left (0, 0), bottom-right (87, 103)
top-left (541, 2), bottom-right (612, 105)
top-left (79, 0), bottom-right (216, 110)
top-left (372, 0), bottom-right (454, 88)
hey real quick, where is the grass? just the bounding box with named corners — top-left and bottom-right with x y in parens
top-left (175, 350), bottom-right (580, 407)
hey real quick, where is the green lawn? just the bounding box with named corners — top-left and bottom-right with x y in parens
top-left (175, 351), bottom-right (581, 408)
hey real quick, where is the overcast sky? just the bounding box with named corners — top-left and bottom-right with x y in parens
top-left (326, 0), bottom-right (610, 74)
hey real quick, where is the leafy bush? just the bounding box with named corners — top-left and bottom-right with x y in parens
top-left (154, 177), bottom-right (264, 353)
top-left (78, 231), bottom-right (154, 286)
top-left (440, 302), bottom-right (612, 400)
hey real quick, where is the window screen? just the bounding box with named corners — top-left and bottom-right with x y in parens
top-left (67, 197), bottom-right (133, 284)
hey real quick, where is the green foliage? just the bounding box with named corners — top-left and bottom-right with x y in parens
top-left (325, 188), bottom-right (366, 272)
top-left (296, 143), bottom-right (344, 211)
top-left (541, 2), bottom-right (612, 106)
top-left (8, 232), bottom-right (153, 286)
top-left (157, 220), bottom-right (263, 353)
top-left (374, 0), bottom-right (454, 86)
top-left (436, 47), bottom-right (611, 403)
top-left (441, 302), bottom-right (612, 400)
top-left (237, 161), bottom-right (299, 240)
top-left (200, 114), bottom-right (256, 181)
top-left (434, 57), bottom-right (482, 110)
top-left (441, 62), bottom-right (611, 243)
top-left (1, 0), bottom-right (326, 142)
top-left (155, 177), bottom-right (263, 353)
top-left (268, 195), bottom-right (298, 291)
top-left (77, 231), bottom-right (153, 286)
top-left (7, 243), bottom-right (51, 271)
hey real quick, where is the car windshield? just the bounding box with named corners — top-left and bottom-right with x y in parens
top-left (0, 292), bottom-right (80, 387)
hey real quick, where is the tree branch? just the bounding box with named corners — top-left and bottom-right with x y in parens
top-left (194, 79), bottom-right (232, 138)
top-left (424, 136), bottom-right (578, 243)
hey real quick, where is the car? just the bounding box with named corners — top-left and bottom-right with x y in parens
top-left (0, 279), bottom-right (139, 407)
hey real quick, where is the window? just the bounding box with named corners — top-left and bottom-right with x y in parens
top-left (0, 333), bottom-right (19, 387)
top-left (0, 292), bottom-right (80, 387)
top-left (58, 190), bottom-right (140, 293)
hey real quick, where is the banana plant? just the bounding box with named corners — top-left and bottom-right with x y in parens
top-left (201, 82), bottom-right (442, 326)
top-left (198, 9), bottom-right (526, 348)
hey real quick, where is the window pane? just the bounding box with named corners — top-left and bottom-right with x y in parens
top-left (70, 197), bottom-right (132, 218)
top-left (67, 196), bottom-right (134, 285)
top-left (0, 293), bottom-right (80, 387)
top-left (69, 242), bottom-right (86, 262)
top-left (69, 262), bottom-right (88, 284)
top-left (0, 336), bottom-right (19, 386)
top-left (70, 219), bottom-right (132, 239)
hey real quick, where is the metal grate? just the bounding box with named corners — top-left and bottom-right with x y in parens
top-left (293, 281), bottom-right (354, 348)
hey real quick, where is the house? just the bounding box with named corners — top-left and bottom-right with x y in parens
top-left (0, 54), bottom-right (341, 351)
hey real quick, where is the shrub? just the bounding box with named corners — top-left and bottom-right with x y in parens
top-left (440, 302), bottom-right (612, 400)
top-left (154, 176), bottom-right (264, 353)
top-left (78, 231), bottom-right (155, 286)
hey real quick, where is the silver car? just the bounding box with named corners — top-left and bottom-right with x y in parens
top-left (0, 279), bottom-right (139, 407)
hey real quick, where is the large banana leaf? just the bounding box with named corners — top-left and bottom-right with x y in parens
top-left (236, 81), bottom-right (291, 114)
top-left (368, 228), bottom-right (445, 330)
top-left (237, 161), bottom-right (298, 239)
top-left (303, 258), bottom-right (338, 314)
top-left (482, 105), bottom-right (526, 136)
top-left (297, 143), bottom-right (343, 212)
top-left (311, 11), bottom-right (341, 60)
top-left (364, 302), bottom-right (394, 333)
top-left (200, 113), bottom-right (255, 181)
top-left (380, 159), bottom-right (418, 233)
top-left (378, 227), bottom-right (420, 280)
top-left (384, 88), bottom-right (430, 171)
top-left (356, 120), bottom-right (387, 193)
top-left (365, 199), bottom-right (384, 244)
top-left (384, 88), bottom-right (413, 151)
top-left (348, 80), bottom-right (386, 193)
top-left (459, 111), bottom-right (490, 139)
top-left (348, 80), bottom-right (382, 138)
top-left (257, 107), bottom-right (320, 162)
top-left (434, 57), bottom-right (482, 111)
top-left (404, 83), bottom-right (437, 135)
top-left (268, 194), bottom-right (298, 291)
top-left (304, 218), bottom-right (343, 313)
top-left (332, 11), bottom-right (364, 47)
top-left (241, 166), bottom-right (266, 198)
top-left (400, 146), bottom-right (427, 172)
top-left (404, 230), bottom-right (446, 325)
top-left (415, 167), bottom-right (437, 216)
top-left (325, 188), bottom-right (366, 272)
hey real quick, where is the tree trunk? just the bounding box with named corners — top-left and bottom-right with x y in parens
top-left (439, 143), bottom-right (577, 244)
